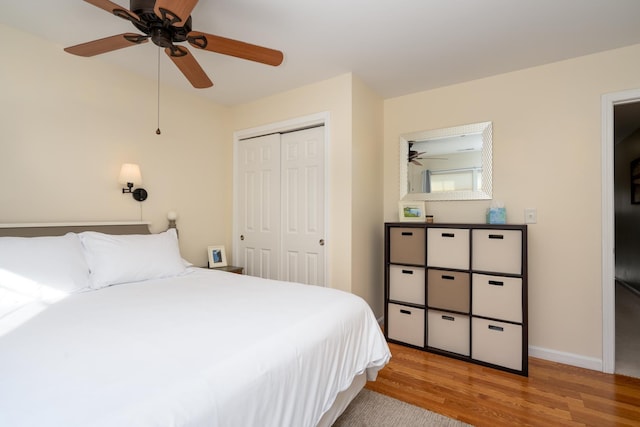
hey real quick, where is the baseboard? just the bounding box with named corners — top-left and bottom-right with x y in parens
top-left (528, 345), bottom-right (602, 372)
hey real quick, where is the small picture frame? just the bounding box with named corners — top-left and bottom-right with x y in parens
top-left (398, 201), bottom-right (427, 222)
top-left (207, 245), bottom-right (228, 268)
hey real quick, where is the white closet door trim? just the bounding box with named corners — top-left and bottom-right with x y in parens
top-left (232, 112), bottom-right (330, 283)
top-left (234, 112), bottom-right (329, 140)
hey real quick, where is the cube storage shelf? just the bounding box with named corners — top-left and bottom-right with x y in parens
top-left (384, 222), bottom-right (528, 376)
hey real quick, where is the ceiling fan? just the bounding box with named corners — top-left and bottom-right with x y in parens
top-left (408, 142), bottom-right (448, 165)
top-left (408, 142), bottom-right (425, 166)
top-left (64, 0), bottom-right (284, 88)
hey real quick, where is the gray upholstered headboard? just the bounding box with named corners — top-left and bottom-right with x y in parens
top-left (0, 222), bottom-right (151, 237)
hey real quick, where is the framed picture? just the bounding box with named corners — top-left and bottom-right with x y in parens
top-left (632, 158), bottom-right (640, 204)
top-left (398, 201), bottom-right (427, 222)
top-left (207, 245), bottom-right (228, 268)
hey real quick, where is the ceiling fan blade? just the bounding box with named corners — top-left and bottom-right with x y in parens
top-left (154, 0), bottom-right (199, 27)
top-left (84, 0), bottom-right (141, 24)
top-left (165, 46), bottom-right (213, 89)
top-left (64, 33), bottom-right (148, 57)
top-left (187, 31), bottom-right (284, 66)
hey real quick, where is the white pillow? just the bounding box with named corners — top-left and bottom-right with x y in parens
top-left (79, 228), bottom-right (186, 289)
top-left (0, 233), bottom-right (91, 317)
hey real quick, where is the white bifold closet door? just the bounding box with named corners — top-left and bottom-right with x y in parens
top-left (236, 126), bottom-right (325, 286)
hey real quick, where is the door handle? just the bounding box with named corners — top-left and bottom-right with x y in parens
top-left (240, 235), bottom-right (245, 241)
top-left (319, 239), bottom-right (325, 246)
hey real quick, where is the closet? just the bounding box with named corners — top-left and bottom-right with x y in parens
top-left (235, 126), bottom-right (325, 286)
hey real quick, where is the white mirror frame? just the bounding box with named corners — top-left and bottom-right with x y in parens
top-left (400, 121), bottom-right (493, 201)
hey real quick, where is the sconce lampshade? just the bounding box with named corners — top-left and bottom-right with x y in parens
top-left (119, 163), bottom-right (142, 185)
top-left (167, 211), bottom-right (178, 232)
top-left (119, 163), bottom-right (147, 202)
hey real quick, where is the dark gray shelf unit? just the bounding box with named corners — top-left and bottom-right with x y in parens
top-left (384, 222), bottom-right (528, 376)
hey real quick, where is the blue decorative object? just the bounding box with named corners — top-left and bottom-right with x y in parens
top-left (487, 207), bottom-right (506, 224)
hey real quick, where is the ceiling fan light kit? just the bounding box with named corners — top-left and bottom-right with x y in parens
top-left (64, 0), bottom-right (284, 89)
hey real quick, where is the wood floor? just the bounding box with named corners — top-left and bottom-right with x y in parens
top-left (365, 342), bottom-right (640, 426)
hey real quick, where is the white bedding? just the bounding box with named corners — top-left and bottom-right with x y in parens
top-left (0, 267), bottom-right (390, 427)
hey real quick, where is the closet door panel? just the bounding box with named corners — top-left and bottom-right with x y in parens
top-left (281, 126), bottom-right (325, 286)
top-left (236, 134), bottom-right (281, 279)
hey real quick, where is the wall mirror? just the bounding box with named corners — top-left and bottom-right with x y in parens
top-left (399, 121), bottom-right (492, 201)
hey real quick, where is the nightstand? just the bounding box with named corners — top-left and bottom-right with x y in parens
top-left (210, 265), bottom-right (244, 274)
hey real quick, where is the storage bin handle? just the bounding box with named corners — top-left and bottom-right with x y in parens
top-left (401, 269), bottom-right (414, 275)
top-left (442, 275), bottom-right (455, 280)
top-left (488, 280), bottom-right (504, 286)
top-left (442, 315), bottom-right (455, 321)
top-left (401, 232), bottom-right (413, 236)
top-left (488, 234), bottom-right (504, 239)
top-left (441, 232), bottom-right (455, 238)
top-left (400, 309), bottom-right (412, 315)
top-left (488, 325), bottom-right (504, 332)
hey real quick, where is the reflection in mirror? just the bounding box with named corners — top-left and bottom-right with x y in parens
top-left (400, 122), bottom-right (492, 201)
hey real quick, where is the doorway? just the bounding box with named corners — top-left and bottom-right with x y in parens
top-left (602, 89), bottom-right (640, 376)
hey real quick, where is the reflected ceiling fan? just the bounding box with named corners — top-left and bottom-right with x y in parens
top-left (64, 0), bottom-right (284, 88)
top-left (408, 142), bottom-right (448, 165)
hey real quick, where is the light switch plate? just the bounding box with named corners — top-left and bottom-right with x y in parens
top-left (525, 208), bottom-right (537, 224)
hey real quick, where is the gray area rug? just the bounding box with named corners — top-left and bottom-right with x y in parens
top-left (333, 389), bottom-right (472, 426)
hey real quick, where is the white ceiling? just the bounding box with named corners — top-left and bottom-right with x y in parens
top-left (3, 0), bottom-right (640, 106)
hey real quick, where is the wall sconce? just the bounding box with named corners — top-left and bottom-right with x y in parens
top-left (119, 163), bottom-right (148, 202)
top-left (167, 211), bottom-right (178, 229)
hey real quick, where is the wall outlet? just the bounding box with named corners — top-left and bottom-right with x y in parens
top-left (525, 208), bottom-right (537, 224)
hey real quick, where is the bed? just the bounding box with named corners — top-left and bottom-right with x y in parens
top-left (0, 222), bottom-right (390, 427)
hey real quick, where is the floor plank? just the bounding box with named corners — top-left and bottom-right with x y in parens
top-left (366, 343), bottom-right (640, 426)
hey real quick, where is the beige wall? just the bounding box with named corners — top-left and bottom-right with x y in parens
top-left (384, 43), bottom-right (640, 362)
top-left (351, 77), bottom-right (384, 316)
top-left (0, 24), bottom-right (234, 266)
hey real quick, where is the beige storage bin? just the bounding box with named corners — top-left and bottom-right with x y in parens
top-left (427, 269), bottom-right (470, 312)
top-left (472, 229), bottom-right (522, 275)
top-left (471, 317), bottom-right (522, 371)
top-left (427, 228), bottom-right (470, 269)
top-left (472, 273), bottom-right (522, 322)
top-left (387, 303), bottom-right (425, 347)
top-left (389, 227), bottom-right (426, 265)
top-left (427, 310), bottom-right (470, 356)
top-left (389, 265), bottom-right (425, 305)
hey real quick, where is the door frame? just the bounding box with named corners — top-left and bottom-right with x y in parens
top-left (232, 112), bottom-right (330, 282)
top-left (601, 88), bottom-right (640, 373)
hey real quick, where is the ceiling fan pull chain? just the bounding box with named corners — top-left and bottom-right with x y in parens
top-left (156, 47), bottom-right (161, 135)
